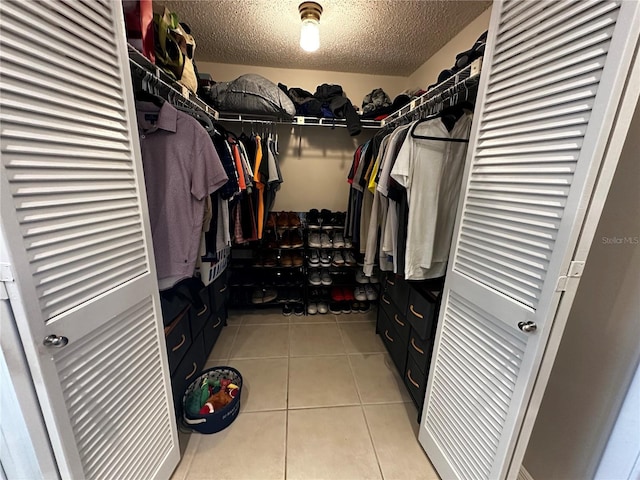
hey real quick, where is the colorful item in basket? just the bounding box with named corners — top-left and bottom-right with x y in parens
top-left (198, 377), bottom-right (236, 413)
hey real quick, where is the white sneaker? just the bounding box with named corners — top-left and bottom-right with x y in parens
top-left (307, 302), bottom-right (318, 315)
top-left (355, 269), bottom-right (370, 284)
top-left (308, 249), bottom-right (320, 267)
top-left (317, 301), bottom-right (329, 314)
top-left (320, 269), bottom-right (332, 285)
top-left (320, 233), bottom-right (332, 248)
top-left (309, 270), bottom-right (321, 286)
top-left (354, 286), bottom-right (367, 301)
top-left (332, 250), bottom-right (344, 266)
top-left (365, 284), bottom-right (378, 301)
top-left (308, 232), bottom-right (321, 248)
top-left (344, 251), bottom-right (357, 266)
top-left (332, 232), bottom-right (345, 248)
top-left (320, 250), bottom-right (331, 267)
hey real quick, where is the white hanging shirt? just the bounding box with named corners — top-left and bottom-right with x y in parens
top-left (390, 114), bottom-right (472, 280)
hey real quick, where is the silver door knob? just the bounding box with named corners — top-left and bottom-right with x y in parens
top-left (43, 334), bottom-right (68, 347)
top-left (518, 321), bottom-right (537, 333)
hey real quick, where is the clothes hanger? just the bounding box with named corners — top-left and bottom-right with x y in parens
top-left (409, 109), bottom-right (469, 142)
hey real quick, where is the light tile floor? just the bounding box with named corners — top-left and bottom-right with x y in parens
top-left (172, 309), bottom-right (440, 480)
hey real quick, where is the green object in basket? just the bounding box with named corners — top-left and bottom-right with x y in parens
top-left (185, 390), bottom-right (202, 417)
top-left (200, 378), bottom-right (210, 406)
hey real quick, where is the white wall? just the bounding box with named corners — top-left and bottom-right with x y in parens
top-left (523, 102), bottom-right (640, 479)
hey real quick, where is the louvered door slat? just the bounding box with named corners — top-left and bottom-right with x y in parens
top-left (421, 1), bottom-right (639, 478)
top-left (0, 0), bottom-right (178, 477)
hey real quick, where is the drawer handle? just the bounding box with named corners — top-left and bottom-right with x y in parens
top-left (407, 369), bottom-right (420, 389)
top-left (219, 284), bottom-right (228, 293)
top-left (386, 278), bottom-right (395, 286)
top-left (171, 334), bottom-right (186, 352)
top-left (394, 314), bottom-right (405, 327)
top-left (382, 295), bottom-right (391, 305)
top-left (410, 338), bottom-right (424, 355)
top-left (213, 317), bottom-right (222, 329)
top-left (409, 304), bottom-right (423, 319)
top-left (384, 330), bottom-right (394, 342)
top-left (196, 304), bottom-right (208, 317)
top-left (185, 362), bottom-right (197, 380)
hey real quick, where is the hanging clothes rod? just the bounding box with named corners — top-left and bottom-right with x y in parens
top-left (127, 44), bottom-right (219, 120)
top-left (382, 58), bottom-right (482, 129)
top-left (217, 113), bottom-right (383, 129)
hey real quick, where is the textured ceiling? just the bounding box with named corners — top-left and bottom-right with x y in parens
top-left (160, 0), bottom-right (491, 76)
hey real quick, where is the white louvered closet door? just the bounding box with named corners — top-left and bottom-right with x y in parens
top-left (0, 1), bottom-right (179, 479)
top-left (419, 1), bottom-right (640, 479)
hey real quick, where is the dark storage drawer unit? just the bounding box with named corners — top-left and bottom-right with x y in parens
top-left (376, 272), bottom-right (442, 420)
top-left (161, 268), bottom-right (230, 419)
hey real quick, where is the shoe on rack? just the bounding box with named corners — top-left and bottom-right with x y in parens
top-left (282, 303), bottom-right (293, 316)
top-left (354, 286), bottom-right (367, 301)
top-left (279, 230), bottom-right (292, 248)
top-left (331, 250), bottom-right (345, 266)
top-left (288, 212), bottom-right (301, 228)
top-left (293, 303), bottom-right (305, 316)
top-left (320, 209), bottom-right (333, 229)
top-left (341, 301), bottom-right (351, 314)
top-left (289, 287), bottom-right (302, 303)
top-left (308, 249), bottom-right (320, 267)
top-left (308, 232), bottom-right (321, 248)
top-left (309, 269), bottom-right (322, 286)
top-left (343, 251), bottom-right (357, 266)
top-left (344, 237), bottom-right (353, 248)
top-left (332, 232), bottom-right (345, 248)
top-left (365, 284), bottom-right (378, 301)
top-left (321, 270), bottom-right (332, 286)
top-left (320, 250), bottom-right (331, 267)
top-left (289, 230), bottom-right (304, 248)
top-left (335, 212), bottom-right (346, 228)
top-left (320, 233), bottom-right (332, 248)
top-left (251, 288), bottom-right (264, 304)
top-left (280, 252), bottom-right (292, 267)
top-left (292, 252), bottom-right (303, 267)
top-left (331, 287), bottom-right (345, 302)
top-left (276, 211), bottom-right (289, 229)
top-left (329, 301), bottom-right (342, 314)
top-left (355, 269), bottom-right (370, 284)
top-left (343, 288), bottom-right (355, 302)
top-left (317, 301), bottom-right (329, 314)
top-left (358, 301), bottom-right (371, 313)
top-left (307, 302), bottom-right (318, 315)
top-left (307, 209), bottom-right (320, 228)
top-left (263, 288), bottom-right (278, 303)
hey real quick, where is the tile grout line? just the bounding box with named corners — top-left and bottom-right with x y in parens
top-left (360, 403), bottom-right (386, 480)
top-left (284, 321), bottom-right (292, 480)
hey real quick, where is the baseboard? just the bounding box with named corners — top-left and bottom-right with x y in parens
top-left (518, 466), bottom-right (535, 480)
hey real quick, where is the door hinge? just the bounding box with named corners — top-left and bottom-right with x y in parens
top-left (555, 261), bottom-right (585, 293)
top-left (0, 263), bottom-right (13, 300)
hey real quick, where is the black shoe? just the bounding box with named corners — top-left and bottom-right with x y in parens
top-left (341, 301), bottom-right (351, 314)
top-left (307, 209), bottom-right (320, 228)
top-left (293, 303), bottom-right (305, 316)
top-left (282, 303), bottom-right (293, 316)
top-left (329, 301), bottom-right (342, 314)
top-left (320, 209), bottom-right (333, 229)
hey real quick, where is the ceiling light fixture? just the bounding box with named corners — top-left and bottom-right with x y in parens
top-left (298, 1), bottom-right (322, 53)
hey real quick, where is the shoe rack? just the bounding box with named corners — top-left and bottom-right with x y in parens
top-left (305, 209), bottom-right (380, 316)
top-left (228, 211), bottom-right (307, 311)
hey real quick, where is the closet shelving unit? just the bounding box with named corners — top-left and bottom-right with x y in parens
top-left (228, 215), bottom-right (307, 310)
top-left (217, 112), bottom-right (383, 130)
top-left (127, 44), bottom-right (219, 120)
top-left (381, 58), bottom-right (482, 128)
